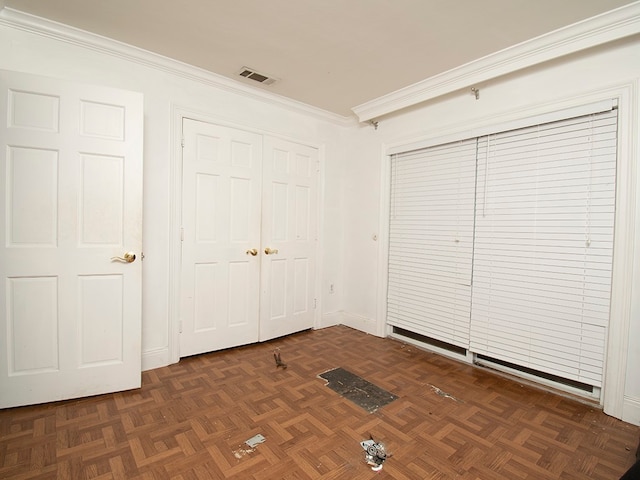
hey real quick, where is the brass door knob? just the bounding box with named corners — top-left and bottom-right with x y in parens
top-left (246, 248), bottom-right (258, 256)
top-left (264, 247), bottom-right (279, 255)
top-left (111, 252), bottom-right (136, 263)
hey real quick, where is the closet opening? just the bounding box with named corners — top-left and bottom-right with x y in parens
top-left (386, 99), bottom-right (618, 402)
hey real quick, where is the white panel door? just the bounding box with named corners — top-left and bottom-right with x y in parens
top-left (0, 70), bottom-right (143, 408)
top-left (180, 119), bottom-right (262, 356)
top-left (260, 137), bottom-right (318, 341)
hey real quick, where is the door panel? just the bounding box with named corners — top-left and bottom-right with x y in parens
top-left (260, 137), bottom-right (318, 341)
top-left (180, 119), bottom-right (262, 357)
top-left (0, 70), bottom-right (143, 408)
top-left (79, 153), bottom-right (124, 245)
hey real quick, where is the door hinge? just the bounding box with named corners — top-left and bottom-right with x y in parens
top-left (179, 320), bottom-right (183, 333)
top-left (314, 298), bottom-right (317, 309)
top-left (181, 136), bottom-right (185, 148)
top-left (180, 227), bottom-right (184, 242)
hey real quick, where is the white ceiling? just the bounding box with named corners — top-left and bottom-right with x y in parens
top-left (2, 0), bottom-right (636, 117)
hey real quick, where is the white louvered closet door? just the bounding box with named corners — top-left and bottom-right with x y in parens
top-left (470, 108), bottom-right (618, 387)
top-left (387, 139), bottom-right (477, 348)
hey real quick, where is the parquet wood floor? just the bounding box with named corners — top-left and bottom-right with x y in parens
top-left (1, 326), bottom-right (638, 479)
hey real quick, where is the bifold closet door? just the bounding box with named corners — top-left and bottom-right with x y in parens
top-left (470, 108), bottom-right (618, 387)
top-left (180, 120), bottom-right (319, 357)
top-left (259, 137), bottom-right (319, 342)
top-left (387, 139), bottom-right (477, 348)
top-left (180, 119), bottom-right (262, 357)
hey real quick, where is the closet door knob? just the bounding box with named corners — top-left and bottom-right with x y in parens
top-left (246, 248), bottom-right (258, 256)
top-left (264, 247), bottom-right (279, 255)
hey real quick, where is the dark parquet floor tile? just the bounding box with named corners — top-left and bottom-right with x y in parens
top-left (1, 325), bottom-right (638, 479)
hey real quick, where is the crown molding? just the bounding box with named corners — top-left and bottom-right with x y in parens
top-left (0, 7), bottom-right (356, 127)
top-left (352, 1), bottom-right (640, 122)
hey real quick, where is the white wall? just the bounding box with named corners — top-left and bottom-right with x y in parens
top-left (0, 18), bottom-right (348, 370)
top-left (339, 124), bottom-right (385, 335)
top-left (343, 36), bottom-right (640, 425)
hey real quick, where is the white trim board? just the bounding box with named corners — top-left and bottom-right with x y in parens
top-left (0, 7), bottom-right (354, 126)
top-left (318, 312), bottom-right (342, 330)
top-left (352, 1), bottom-right (640, 122)
top-left (623, 396), bottom-right (640, 426)
top-left (340, 312), bottom-right (379, 337)
top-left (142, 348), bottom-right (170, 372)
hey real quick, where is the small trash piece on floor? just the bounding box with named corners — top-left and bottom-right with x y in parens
top-left (245, 433), bottom-right (266, 448)
top-left (233, 433), bottom-right (266, 459)
top-left (232, 447), bottom-right (254, 459)
top-left (318, 367), bottom-right (398, 413)
top-left (428, 384), bottom-right (463, 403)
top-left (273, 348), bottom-right (287, 369)
top-left (360, 435), bottom-right (390, 472)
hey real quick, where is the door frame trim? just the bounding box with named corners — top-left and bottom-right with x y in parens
top-left (168, 104), bottom-right (325, 364)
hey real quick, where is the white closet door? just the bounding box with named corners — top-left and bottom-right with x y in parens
top-left (259, 137), bottom-right (318, 341)
top-left (387, 139), bottom-right (477, 348)
top-left (470, 108), bottom-right (618, 387)
top-left (180, 119), bottom-right (262, 357)
top-left (180, 123), bottom-right (319, 355)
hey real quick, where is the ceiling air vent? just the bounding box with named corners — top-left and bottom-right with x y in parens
top-left (237, 67), bottom-right (277, 86)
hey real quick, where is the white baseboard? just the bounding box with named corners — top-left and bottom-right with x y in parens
top-left (340, 311), bottom-right (381, 337)
top-left (318, 311), bottom-right (342, 329)
top-left (142, 347), bottom-right (171, 372)
top-left (622, 396), bottom-right (640, 426)
top-left (141, 312), bottom-right (379, 372)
